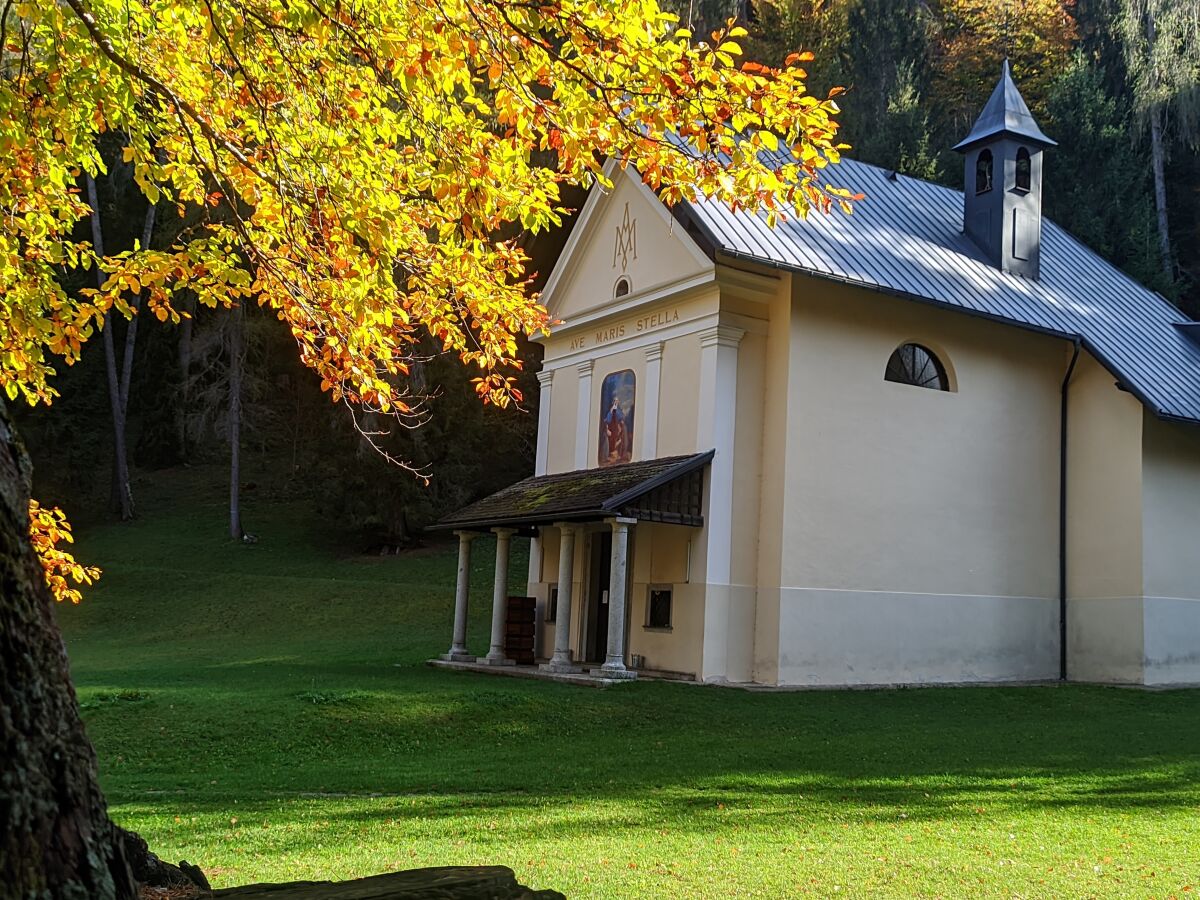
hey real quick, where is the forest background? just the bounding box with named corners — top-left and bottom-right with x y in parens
top-left (21, 0), bottom-right (1198, 544)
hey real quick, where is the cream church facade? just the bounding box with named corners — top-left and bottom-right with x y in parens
top-left (437, 66), bottom-right (1200, 687)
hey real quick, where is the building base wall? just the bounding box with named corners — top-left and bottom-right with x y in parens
top-left (700, 583), bottom-right (758, 683)
top-left (773, 588), bottom-right (1059, 686)
top-left (1067, 596), bottom-right (1145, 683)
top-left (1143, 596), bottom-right (1200, 685)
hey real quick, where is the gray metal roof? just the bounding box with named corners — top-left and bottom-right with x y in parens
top-left (682, 156), bottom-right (1200, 424)
top-left (953, 60), bottom-right (1056, 151)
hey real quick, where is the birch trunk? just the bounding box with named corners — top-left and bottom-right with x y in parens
top-left (85, 175), bottom-right (135, 521)
top-left (1144, 4), bottom-right (1174, 280)
top-left (117, 200), bottom-right (158, 420)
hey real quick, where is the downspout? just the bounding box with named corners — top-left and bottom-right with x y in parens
top-left (1059, 338), bottom-right (1081, 682)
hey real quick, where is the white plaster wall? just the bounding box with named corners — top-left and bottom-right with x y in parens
top-left (656, 334), bottom-right (703, 458)
top-left (548, 169), bottom-right (711, 324)
top-left (627, 524), bottom-right (703, 676)
top-left (774, 278), bottom-right (1064, 685)
top-left (751, 275), bottom-right (793, 684)
top-left (777, 588), bottom-right (1058, 684)
top-left (1140, 414), bottom-right (1200, 684)
top-left (1065, 353), bottom-right (1146, 683)
top-left (545, 368), bottom-right (579, 476)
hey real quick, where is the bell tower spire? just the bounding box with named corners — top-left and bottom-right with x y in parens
top-left (953, 61), bottom-right (1056, 279)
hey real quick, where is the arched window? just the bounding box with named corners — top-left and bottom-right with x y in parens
top-left (975, 149), bottom-right (993, 194)
top-left (885, 343), bottom-right (950, 391)
top-left (1015, 147), bottom-right (1031, 192)
top-left (614, 276), bottom-right (631, 298)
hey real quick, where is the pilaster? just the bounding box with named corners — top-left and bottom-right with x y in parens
top-left (574, 360), bottom-right (594, 471)
top-left (642, 342), bottom-right (664, 459)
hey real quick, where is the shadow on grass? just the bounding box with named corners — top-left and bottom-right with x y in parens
top-left (86, 662), bottom-right (1200, 833)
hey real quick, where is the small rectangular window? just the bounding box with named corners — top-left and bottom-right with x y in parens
top-left (646, 586), bottom-right (672, 630)
top-left (546, 587), bottom-right (558, 624)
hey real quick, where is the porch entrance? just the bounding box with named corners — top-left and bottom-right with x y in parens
top-left (433, 450), bottom-right (712, 680)
top-left (586, 531), bottom-right (612, 663)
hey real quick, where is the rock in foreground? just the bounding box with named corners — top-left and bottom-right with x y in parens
top-left (212, 866), bottom-right (564, 899)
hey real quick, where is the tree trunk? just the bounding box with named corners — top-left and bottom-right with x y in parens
top-left (1149, 107), bottom-right (1173, 278)
top-left (86, 175), bottom-right (135, 522)
top-left (0, 401), bottom-right (137, 899)
top-left (228, 303), bottom-right (244, 541)
top-left (177, 297), bottom-right (195, 458)
top-left (1144, 5), bottom-right (1174, 281)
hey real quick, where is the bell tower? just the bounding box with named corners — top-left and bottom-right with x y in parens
top-left (953, 61), bottom-right (1056, 280)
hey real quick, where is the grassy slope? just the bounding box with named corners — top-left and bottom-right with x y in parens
top-left (58, 469), bottom-right (1199, 898)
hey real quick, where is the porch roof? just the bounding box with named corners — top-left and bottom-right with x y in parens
top-left (436, 451), bottom-right (714, 531)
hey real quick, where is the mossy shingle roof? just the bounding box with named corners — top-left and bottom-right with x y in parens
top-left (437, 451), bottom-right (713, 530)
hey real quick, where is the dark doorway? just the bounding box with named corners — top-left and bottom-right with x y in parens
top-left (587, 531), bottom-right (612, 663)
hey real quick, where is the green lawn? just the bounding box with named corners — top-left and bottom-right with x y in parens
top-left (58, 468), bottom-right (1200, 898)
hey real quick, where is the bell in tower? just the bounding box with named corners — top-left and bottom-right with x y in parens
top-left (953, 60), bottom-right (1056, 280)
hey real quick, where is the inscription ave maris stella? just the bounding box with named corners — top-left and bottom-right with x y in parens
top-left (569, 307), bottom-right (681, 351)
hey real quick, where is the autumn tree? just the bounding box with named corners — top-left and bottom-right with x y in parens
top-left (0, 0), bottom-right (852, 895)
top-left (932, 0), bottom-right (1078, 136)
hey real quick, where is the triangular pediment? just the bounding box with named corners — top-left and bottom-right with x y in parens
top-left (542, 161), bottom-right (714, 324)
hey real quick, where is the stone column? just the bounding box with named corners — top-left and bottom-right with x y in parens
top-left (600, 517), bottom-right (637, 679)
top-left (574, 360), bottom-right (594, 470)
top-left (541, 523), bottom-right (581, 673)
top-left (441, 530), bottom-right (476, 662)
top-left (482, 528), bottom-right (518, 666)
top-left (642, 342), bottom-right (663, 459)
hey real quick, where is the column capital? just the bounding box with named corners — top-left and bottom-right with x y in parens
top-left (536, 369), bottom-right (555, 388)
top-left (644, 341), bottom-right (664, 363)
top-left (491, 526), bottom-right (518, 538)
top-left (453, 529), bottom-right (479, 541)
top-left (551, 521), bottom-right (579, 533)
top-left (699, 324), bottom-right (746, 350)
top-left (606, 516), bottom-right (637, 531)
top-left (576, 359), bottom-right (595, 377)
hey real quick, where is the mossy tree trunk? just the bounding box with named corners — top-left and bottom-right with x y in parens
top-left (0, 401), bottom-right (136, 899)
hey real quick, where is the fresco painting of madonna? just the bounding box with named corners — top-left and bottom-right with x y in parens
top-left (598, 370), bottom-right (635, 466)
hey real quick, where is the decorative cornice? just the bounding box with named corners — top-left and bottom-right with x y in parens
top-left (715, 263), bottom-right (780, 305)
top-left (535, 270), bottom-right (717, 343)
top-left (699, 324), bottom-right (746, 350)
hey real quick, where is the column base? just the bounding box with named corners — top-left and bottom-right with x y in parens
top-left (440, 651), bottom-right (476, 663)
top-left (479, 654), bottom-right (516, 667)
top-left (599, 663), bottom-right (638, 680)
top-left (540, 660), bottom-right (582, 674)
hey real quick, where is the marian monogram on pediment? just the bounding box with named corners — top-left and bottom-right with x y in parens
top-left (613, 203), bottom-right (637, 272)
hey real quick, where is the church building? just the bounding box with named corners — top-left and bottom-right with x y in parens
top-left (435, 64), bottom-right (1200, 688)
